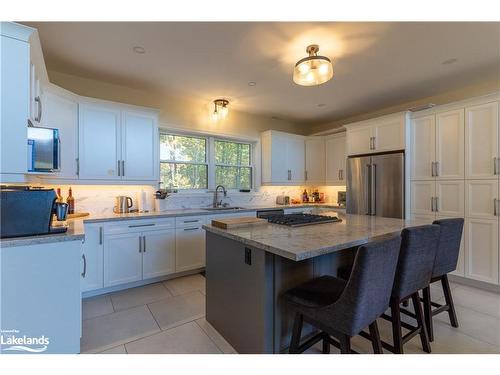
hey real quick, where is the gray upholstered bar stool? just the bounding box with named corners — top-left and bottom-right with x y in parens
top-left (422, 218), bottom-right (464, 342)
top-left (284, 235), bottom-right (402, 354)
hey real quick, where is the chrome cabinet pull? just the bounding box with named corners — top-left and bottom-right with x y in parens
top-left (34, 96), bottom-right (42, 122)
top-left (431, 162), bottom-right (435, 177)
top-left (129, 223), bottom-right (155, 228)
top-left (183, 219), bottom-right (199, 223)
top-left (99, 227), bottom-right (103, 245)
top-left (184, 227), bottom-right (198, 231)
top-left (117, 160), bottom-right (121, 176)
top-left (81, 254), bottom-right (87, 278)
top-left (494, 199), bottom-right (498, 216)
top-left (76, 158), bottom-right (80, 176)
top-left (139, 236), bottom-right (142, 252)
top-left (435, 161), bottom-right (439, 177)
top-left (305, 170), bottom-right (308, 181)
top-left (434, 197), bottom-right (439, 212)
top-left (338, 169), bottom-right (341, 180)
top-left (121, 160), bottom-right (125, 176)
top-left (372, 136), bottom-right (376, 150)
top-left (143, 236), bottom-right (146, 252)
top-left (431, 197), bottom-right (435, 212)
top-left (495, 157), bottom-right (498, 175)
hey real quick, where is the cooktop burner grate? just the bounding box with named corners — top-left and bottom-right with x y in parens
top-left (266, 213), bottom-right (342, 227)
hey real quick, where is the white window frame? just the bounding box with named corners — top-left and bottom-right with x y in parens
top-left (213, 138), bottom-right (253, 191)
top-left (159, 130), bottom-right (257, 193)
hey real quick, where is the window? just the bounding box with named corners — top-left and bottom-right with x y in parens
top-left (215, 140), bottom-right (252, 190)
top-left (159, 134), bottom-right (208, 189)
top-left (159, 133), bottom-right (254, 191)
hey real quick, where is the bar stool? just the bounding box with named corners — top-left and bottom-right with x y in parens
top-left (422, 218), bottom-right (464, 342)
top-left (284, 235), bottom-right (402, 354)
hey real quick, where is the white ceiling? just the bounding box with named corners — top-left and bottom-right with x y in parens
top-left (25, 22), bottom-right (500, 124)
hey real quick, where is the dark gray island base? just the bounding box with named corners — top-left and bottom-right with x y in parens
top-left (203, 213), bottom-right (425, 353)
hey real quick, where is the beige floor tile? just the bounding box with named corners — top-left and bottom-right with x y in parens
top-left (99, 345), bottom-right (127, 354)
top-left (81, 305), bottom-right (160, 353)
top-left (82, 295), bottom-right (114, 320)
top-left (163, 274), bottom-right (206, 296)
top-left (110, 283), bottom-right (172, 311)
top-left (448, 284), bottom-right (500, 318)
top-left (125, 322), bottom-right (221, 354)
top-left (195, 318), bottom-right (237, 354)
top-left (148, 291), bottom-right (205, 330)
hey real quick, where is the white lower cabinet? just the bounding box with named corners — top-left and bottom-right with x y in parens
top-left (465, 218), bottom-right (499, 284)
top-left (81, 224), bottom-right (104, 292)
top-left (142, 229), bottom-right (176, 279)
top-left (104, 232), bottom-right (143, 287)
top-left (176, 226), bottom-right (206, 272)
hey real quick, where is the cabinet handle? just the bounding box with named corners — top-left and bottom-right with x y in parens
top-left (139, 236), bottom-right (142, 252)
top-left (369, 137), bottom-right (373, 150)
top-left (372, 136), bottom-right (376, 150)
top-left (494, 199), bottom-right (498, 216)
top-left (143, 236), bottom-right (146, 252)
top-left (184, 227), bottom-right (199, 231)
top-left (340, 169), bottom-right (343, 180)
top-left (305, 170), bottom-right (308, 181)
top-left (183, 220), bottom-right (199, 223)
top-left (129, 223), bottom-right (155, 228)
top-left (338, 170), bottom-right (341, 180)
top-left (117, 160), bottom-right (121, 176)
top-left (431, 197), bottom-right (435, 212)
top-left (99, 227), bottom-right (103, 245)
top-left (287, 170), bottom-right (291, 181)
top-left (494, 157), bottom-right (498, 175)
top-left (76, 158), bottom-right (80, 176)
top-left (81, 254), bottom-right (87, 278)
top-left (435, 161), bottom-right (439, 177)
top-left (435, 197), bottom-right (439, 212)
top-left (121, 160), bottom-right (125, 176)
top-left (431, 162), bottom-right (435, 177)
top-left (34, 96), bottom-right (42, 122)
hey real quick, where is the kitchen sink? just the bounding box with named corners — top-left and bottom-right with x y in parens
top-left (202, 206), bottom-right (246, 211)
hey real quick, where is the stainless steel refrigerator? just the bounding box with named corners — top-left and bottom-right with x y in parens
top-left (346, 152), bottom-right (404, 219)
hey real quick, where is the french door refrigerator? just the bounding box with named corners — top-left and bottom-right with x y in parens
top-left (346, 152), bottom-right (404, 219)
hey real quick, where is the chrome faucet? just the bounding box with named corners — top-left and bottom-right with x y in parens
top-left (213, 185), bottom-right (227, 208)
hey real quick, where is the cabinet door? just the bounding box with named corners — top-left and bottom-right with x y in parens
top-left (81, 224), bottom-right (104, 292)
top-left (142, 229), bottom-right (176, 279)
top-left (465, 180), bottom-right (499, 219)
top-left (176, 226), bottom-right (206, 272)
top-left (269, 132), bottom-right (289, 183)
top-left (121, 110), bottom-right (158, 181)
top-left (346, 126), bottom-right (372, 155)
top-left (325, 135), bottom-right (346, 184)
top-left (465, 218), bottom-right (499, 284)
top-left (78, 104), bottom-right (121, 180)
top-left (435, 109), bottom-right (465, 179)
top-left (373, 118), bottom-right (405, 152)
top-left (288, 136), bottom-right (305, 182)
top-left (410, 181), bottom-right (436, 216)
top-left (43, 90), bottom-right (78, 179)
top-left (410, 116), bottom-right (435, 180)
top-left (103, 232), bottom-right (142, 287)
top-left (465, 102), bottom-right (499, 179)
top-left (305, 137), bottom-right (325, 183)
top-left (435, 180), bottom-right (464, 217)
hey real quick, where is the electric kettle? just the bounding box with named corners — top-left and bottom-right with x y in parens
top-left (114, 196), bottom-right (133, 213)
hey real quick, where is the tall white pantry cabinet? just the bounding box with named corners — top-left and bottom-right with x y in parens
top-left (409, 95), bottom-right (500, 285)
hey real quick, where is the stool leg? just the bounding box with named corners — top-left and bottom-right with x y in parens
top-left (422, 286), bottom-right (434, 342)
top-left (322, 334), bottom-right (331, 354)
top-left (289, 312), bottom-right (303, 354)
top-left (390, 299), bottom-right (404, 354)
top-left (411, 293), bottom-right (431, 353)
top-left (339, 334), bottom-right (351, 354)
top-left (441, 275), bottom-right (459, 328)
top-left (369, 321), bottom-right (383, 354)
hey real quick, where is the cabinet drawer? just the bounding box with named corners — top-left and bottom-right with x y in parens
top-left (175, 216), bottom-right (206, 228)
top-left (104, 218), bottom-right (175, 234)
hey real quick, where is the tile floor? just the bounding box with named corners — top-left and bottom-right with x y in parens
top-left (81, 273), bottom-right (500, 354)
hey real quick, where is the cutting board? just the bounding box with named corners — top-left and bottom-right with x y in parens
top-left (67, 212), bottom-right (90, 219)
top-left (211, 216), bottom-right (268, 229)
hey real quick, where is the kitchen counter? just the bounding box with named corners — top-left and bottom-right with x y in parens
top-left (203, 212), bottom-right (422, 261)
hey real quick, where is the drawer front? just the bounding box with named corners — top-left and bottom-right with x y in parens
top-left (104, 217), bottom-right (175, 235)
top-left (175, 216), bottom-right (207, 228)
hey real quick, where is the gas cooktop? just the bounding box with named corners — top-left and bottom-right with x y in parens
top-left (266, 213), bottom-right (342, 227)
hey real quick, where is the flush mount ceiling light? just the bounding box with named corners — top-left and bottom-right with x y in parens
top-left (293, 44), bottom-right (333, 86)
top-left (212, 99), bottom-right (229, 121)
top-left (133, 46), bottom-right (146, 54)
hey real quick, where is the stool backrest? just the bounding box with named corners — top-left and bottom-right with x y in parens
top-left (432, 218), bottom-right (464, 278)
top-left (325, 235), bottom-right (402, 336)
top-left (392, 224), bottom-right (441, 299)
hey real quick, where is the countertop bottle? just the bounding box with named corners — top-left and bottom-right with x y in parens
top-left (66, 187), bottom-right (75, 214)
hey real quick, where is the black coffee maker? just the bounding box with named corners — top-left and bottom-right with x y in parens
top-left (0, 186), bottom-right (68, 238)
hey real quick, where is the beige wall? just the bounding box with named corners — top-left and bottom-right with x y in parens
top-left (48, 70), bottom-right (306, 138)
top-left (310, 78), bottom-right (500, 135)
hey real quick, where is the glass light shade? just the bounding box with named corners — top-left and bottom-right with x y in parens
top-left (212, 110), bottom-right (219, 121)
top-left (293, 55), bottom-right (333, 86)
top-left (219, 105), bottom-right (229, 118)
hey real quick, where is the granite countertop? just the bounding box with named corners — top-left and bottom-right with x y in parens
top-left (0, 220), bottom-right (85, 248)
top-left (203, 212), bottom-right (426, 262)
top-left (0, 203), bottom-right (345, 248)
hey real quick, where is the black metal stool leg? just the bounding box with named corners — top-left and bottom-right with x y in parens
top-left (289, 312), bottom-right (303, 354)
top-left (390, 300), bottom-right (404, 354)
top-left (368, 321), bottom-right (383, 354)
top-left (441, 275), bottom-right (459, 328)
top-left (422, 286), bottom-right (434, 342)
top-left (322, 335), bottom-right (331, 354)
top-left (339, 334), bottom-right (351, 354)
top-left (411, 292), bottom-right (431, 353)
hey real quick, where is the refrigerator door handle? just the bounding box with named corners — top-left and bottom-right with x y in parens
top-left (365, 164), bottom-right (371, 215)
top-left (371, 164), bottom-right (376, 215)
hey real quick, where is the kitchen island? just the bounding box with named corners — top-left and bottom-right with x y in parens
top-left (202, 212), bottom-right (424, 354)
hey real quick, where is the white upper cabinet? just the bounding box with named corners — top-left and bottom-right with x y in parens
top-left (345, 113), bottom-right (406, 156)
top-left (42, 86), bottom-right (79, 179)
top-left (121, 110), bottom-right (159, 181)
top-left (325, 133), bottom-right (346, 184)
top-left (261, 131), bottom-right (305, 184)
top-left (305, 137), bottom-right (325, 183)
top-left (410, 115), bottom-right (436, 180)
top-left (435, 109), bottom-right (465, 179)
top-left (465, 102), bottom-right (499, 179)
top-left (79, 103), bottom-right (122, 180)
top-left (78, 100), bottom-right (159, 182)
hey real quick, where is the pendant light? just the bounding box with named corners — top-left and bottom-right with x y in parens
top-left (212, 99), bottom-right (229, 121)
top-left (293, 44), bottom-right (333, 86)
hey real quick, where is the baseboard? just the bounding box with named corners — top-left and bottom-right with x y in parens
top-left (448, 275), bottom-right (500, 293)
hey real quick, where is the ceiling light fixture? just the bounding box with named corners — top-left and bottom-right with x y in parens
top-left (293, 44), bottom-right (333, 86)
top-left (248, 81), bottom-right (257, 86)
top-left (212, 99), bottom-right (229, 121)
top-left (133, 46), bottom-right (146, 54)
